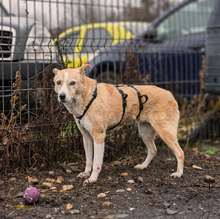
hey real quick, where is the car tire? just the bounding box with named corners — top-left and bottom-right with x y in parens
top-left (96, 71), bottom-right (120, 84)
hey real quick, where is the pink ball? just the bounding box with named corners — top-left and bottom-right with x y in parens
top-left (23, 187), bottom-right (39, 204)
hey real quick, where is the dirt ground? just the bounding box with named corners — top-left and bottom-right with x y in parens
top-left (0, 142), bottom-right (220, 219)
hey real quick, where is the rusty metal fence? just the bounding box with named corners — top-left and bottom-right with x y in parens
top-left (0, 0), bottom-right (219, 172)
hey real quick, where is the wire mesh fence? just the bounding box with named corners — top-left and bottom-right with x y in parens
top-left (0, 0), bottom-right (219, 172)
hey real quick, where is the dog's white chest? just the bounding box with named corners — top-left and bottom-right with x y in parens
top-left (75, 115), bottom-right (92, 132)
top-left (64, 101), bottom-right (83, 118)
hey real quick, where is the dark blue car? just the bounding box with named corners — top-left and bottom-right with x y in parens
top-left (87, 0), bottom-right (218, 98)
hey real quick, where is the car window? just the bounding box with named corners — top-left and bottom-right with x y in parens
top-left (59, 31), bottom-right (80, 54)
top-left (0, 4), bottom-right (8, 17)
top-left (82, 28), bottom-right (112, 53)
top-left (156, 0), bottom-right (216, 40)
top-left (122, 23), bottom-right (148, 35)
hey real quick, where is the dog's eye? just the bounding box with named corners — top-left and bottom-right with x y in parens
top-left (70, 81), bottom-right (75, 86)
top-left (56, 80), bottom-right (61, 85)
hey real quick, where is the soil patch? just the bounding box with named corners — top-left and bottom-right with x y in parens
top-left (0, 144), bottom-right (220, 219)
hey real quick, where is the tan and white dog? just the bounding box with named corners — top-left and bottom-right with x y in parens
top-left (53, 64), bottom-right (184, 184)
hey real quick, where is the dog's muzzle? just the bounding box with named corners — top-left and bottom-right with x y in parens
top-left (59, 93), bottom-right (66, 102)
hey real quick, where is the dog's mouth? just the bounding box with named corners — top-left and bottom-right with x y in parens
top-left (58, 97), bottom-right (74, 104)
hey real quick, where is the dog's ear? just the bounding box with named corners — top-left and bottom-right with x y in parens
top-left (53, 68), bottom-right (59, 75)
top-left (77, 64), bottom-right (91, 76)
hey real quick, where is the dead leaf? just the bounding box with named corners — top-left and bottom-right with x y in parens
top-left (60, 185), bottom-right (73, 192)
top-left (40, 163), bottom-right (46, 171)
top-left (192, 165), bottom-right (202, 170)
top-left (42, 182), bottom-right (53, 189)
top-left (25, 176), bottom-right (33, 182)
top-left (192, 148), bottom-right (199, 153)
top-left (3, 136), bottom-right (9, 145)
top-left (16, 205), bottom-right (26, 209)
top-left (46, 178), bottom-right (55, 183)
top-left (9, 177), bottom-right (16, 182)
top-left (204, 175), bottom-right (215, 183)
top-left (102, 201), bottom-right (112, 207)
top-left (127, 180), bottom-right (135, 184)
top-left (66, 203), bottom-right (73, 210)
top-left (0, 179), bottom-right (5, 185)
top-left (55, 176), bottom-right (64, 184)
top-left (121, 172), bottom-right (128, 177)
top-left (97, 193), bottom-right (106, 198)
top-left (13, 131), bottom-right (20, 141)
top-left (66, 169), bottom-right (72, 174)
top-left (166, 208), bottom-right (178, 215)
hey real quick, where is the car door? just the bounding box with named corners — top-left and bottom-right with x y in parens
top-left (127, 0), bottom-right (216, 97)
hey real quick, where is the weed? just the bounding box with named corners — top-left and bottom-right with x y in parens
top-left (204, 146), bottom-right (218, 155)
top-left (0, 71), bottom-right (27, 172)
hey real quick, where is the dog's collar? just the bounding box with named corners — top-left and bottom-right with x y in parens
top-left (76, 84), bottom-right (97, 123)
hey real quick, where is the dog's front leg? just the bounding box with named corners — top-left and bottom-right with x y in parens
top-left (77, 131), bottom-right (93, 179)
top-left (83, 133), bottom-right (105, 185)
top-left (75, 122), bottom-right (93, 179)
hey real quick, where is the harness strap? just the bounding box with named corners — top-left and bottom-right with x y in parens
top-left (76, 84), bottom-right (97, 124)
top-left (108, 86), bottom-right (128, 130)
top-left (129, 85), bottom-right (148, 118)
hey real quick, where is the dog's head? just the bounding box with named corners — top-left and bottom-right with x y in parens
top-left (53, 64), bottom-right (91, 103)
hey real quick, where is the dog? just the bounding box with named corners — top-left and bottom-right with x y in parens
top-left (53, 64), bottom-right (184, 184)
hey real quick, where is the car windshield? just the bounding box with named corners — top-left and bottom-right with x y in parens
top-left (156, 0), bottom-right (216, 40)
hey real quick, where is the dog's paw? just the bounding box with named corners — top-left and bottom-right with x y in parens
top-left (170, 172), bottom-right (182, 178)
top-left (77, 171), bottom-right (90, 179)
top-left (134, 164), bottom-right (145, 170)
top-left (83, 177), bottom-right (97, 186)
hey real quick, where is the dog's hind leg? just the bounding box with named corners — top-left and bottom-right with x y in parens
top-left (152, 122), bottom-right (184, 178)
top-left (83, 132), bottom-right (106, 184)
top-left (134, 122), bottom-right (157, 170)
top-left (77, 127), bottom-right (93, 179)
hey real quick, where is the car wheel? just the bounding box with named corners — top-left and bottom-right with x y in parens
top-left (96, 71), bottom-right (120, 84)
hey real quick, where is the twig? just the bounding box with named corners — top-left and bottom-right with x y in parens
top-left (211, 178), bottom-right (220, 188)
top-left (185, 179), bottom-right (206, 199)
top-left (55, 39), bottom-right (66, 68)
top-left (111, 166), bottom-right (121, 176)
top-left (9, 210), bottom-right (16, 215)
top-left (70, 152), bottom-right (85, 161)
top-left (5, 181), bottom-right (22, 186)
top-left (127, 156), bottom-right (132, 166)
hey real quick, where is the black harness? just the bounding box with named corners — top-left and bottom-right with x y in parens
top-left (108, 86), bottom-right (128, 130)
top-left (76, 84), bottom-right (97, 123)
top-left (76, 83), bottom-right (148, 129)
top-left (129, 85), bottom-right (148, 118)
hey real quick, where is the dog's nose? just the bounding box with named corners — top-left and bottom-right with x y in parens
top-left (59, 93), bottom-right (66, 102)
